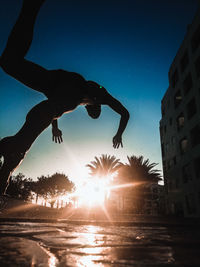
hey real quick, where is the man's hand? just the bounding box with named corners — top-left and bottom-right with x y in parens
top-left (52, 128), bottom-right (63, 144)
top-left (113, 134), bottom-right (123, 149)
top-left (104, 92), bottom-right (129, 149)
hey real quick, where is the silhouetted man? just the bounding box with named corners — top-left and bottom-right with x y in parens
top-left (0, 0), bottom-right (129, 194)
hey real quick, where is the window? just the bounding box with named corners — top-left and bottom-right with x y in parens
top-left (183, 73), bottom-right (193, 95)
top-left (182, 163), bottom-right (192, 183)
top-left (194, 156), bottom-right (200, 179)
top-left (191, 23), bottom-right (200, 53)
top-left (165, 143), bottom-right (169, 153)
top-left (175, 178), bottom-right (180, 189)
top-left (185, 194), bottom-right (196, 214)
top-left (180, 137), bottom-right (188, 154)
top-left (180, 51), bottom-right (189, 72)
top-left (174, 202), bottom-right (184, 216)
top-left (171, 136), bottom-right (176, 145)
top-left (169, 117), bottom-right (172, 126)
top-left (167, 160), bottom-right (170, 170)
top-left (167, 159), bottom-right (173, 170)
top-left (152, 187), bottom-right (158, 194)
top-left (177, 113), bottom-right (184, 131)
top-left (187, 98), bottom-right (197, 119)
top-left (174, 90), bottom-right (182, 108)
top-left (171, 69), bottom-right (179, 88)
top-left (190, 124), bottom-right (200, 147)
top-left (195, 55), bottom-right (200, 78)
top-left (168, 181), bottom-right (173, 191)
top-left (164, 125), bottom-right (167, 133)
top-left (173, 156), bottom-right (177, 165)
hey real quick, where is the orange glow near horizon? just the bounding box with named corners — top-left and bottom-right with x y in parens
top-left (31, 172), bottom-right (144, 211)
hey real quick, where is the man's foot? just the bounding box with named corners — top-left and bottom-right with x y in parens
top-left (22, 0), bottom-right (46, 9)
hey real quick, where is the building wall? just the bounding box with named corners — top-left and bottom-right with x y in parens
top-left (109, 184), bottom-right (165, 215)
top-left (160, 7), bottom-right (200, 217)
top-left (143, 184), bottom-right (165, 215)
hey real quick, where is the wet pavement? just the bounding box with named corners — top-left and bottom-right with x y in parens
top-left (0, 219), bottom-right (200, 266)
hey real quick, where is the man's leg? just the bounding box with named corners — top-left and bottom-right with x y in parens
top-left (15, 100), bottom-right (56, 151)
top-left (0, 0), bottom-right (51, 92)
top-left (2, 0), bottom-right (45, 60)
top-left (0, 100), bottom-right (56, 194)
top-left (0, 151), bottom-right (25, 195)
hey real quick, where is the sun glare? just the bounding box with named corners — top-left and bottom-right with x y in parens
top-left (76, 177), bottom-right (109, 207)
top-left (32, 173), bottom-right (117, 209)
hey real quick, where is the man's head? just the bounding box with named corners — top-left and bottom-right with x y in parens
top-left (85, 80), bottom-right (106, 119)
top-left (85, 104), bottom-right (101, 119)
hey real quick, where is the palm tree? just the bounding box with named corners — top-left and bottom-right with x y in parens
top-left (86, 154), bottom-right (121, 178)
top-left (119, 155), bottom-right (162, 184)
top-left (116, 155), bottom-right (162, 213)
top-left (86, 154), bottom-right (121, 207)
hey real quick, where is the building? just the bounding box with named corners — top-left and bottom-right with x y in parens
top-left (160, 7), bottom-right (200, 217)
top-left (108, 184), bottom-right (165, 215)
top-left (143, 184), bottom-right (165, 215)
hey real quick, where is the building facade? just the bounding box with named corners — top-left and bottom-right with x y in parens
top-left (143, 184), bottom-right (165, 215)
top-left (160, 7), bottom-right (200, 217)
top-left (108, 184), bottom-right (165, 215)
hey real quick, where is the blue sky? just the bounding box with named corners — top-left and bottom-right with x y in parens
top-left (0, 0), bottom-right (198, 183)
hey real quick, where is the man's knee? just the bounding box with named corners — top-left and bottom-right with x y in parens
top-left (0, 54), bottom-right (19, 74)
top-left (1, 54), bottom-right (12, 73)
top-left (26, 101), bottom-right (55, 124)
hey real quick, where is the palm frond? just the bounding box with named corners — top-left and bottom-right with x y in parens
top-left (86, 154), bottom-right (121, 177)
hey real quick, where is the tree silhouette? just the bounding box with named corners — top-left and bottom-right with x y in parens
top-left (32, 175), bottom-right (48, 205)
top-left (32, 173), bottom-right (75, 208)
top-left (118, 155), bottom-right (162, 184)
top-left (47, 173), bottom-right (75, 208)
top-left (86, 155), bottom-right (121, 207)
top-left (7, 173), bottom-right (33, 201)
top-left (116, 155), bottom-right (162, 213)
top-left (86, 154), bottom-right (121, 178)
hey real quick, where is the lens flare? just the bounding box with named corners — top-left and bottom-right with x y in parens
top-left (76, 177), bottom-right (110, 207)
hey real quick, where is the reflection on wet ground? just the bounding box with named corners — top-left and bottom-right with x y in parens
top-left (0, 220), bottom-right (200, 266)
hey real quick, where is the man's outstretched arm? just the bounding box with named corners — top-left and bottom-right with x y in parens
top-left (105, 94), bottom-right (130, 148)
top-left (52, 119), bottom-right (63, 143)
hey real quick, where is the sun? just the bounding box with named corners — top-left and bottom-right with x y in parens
top-left (76, 177), bottom-right (109, 207)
